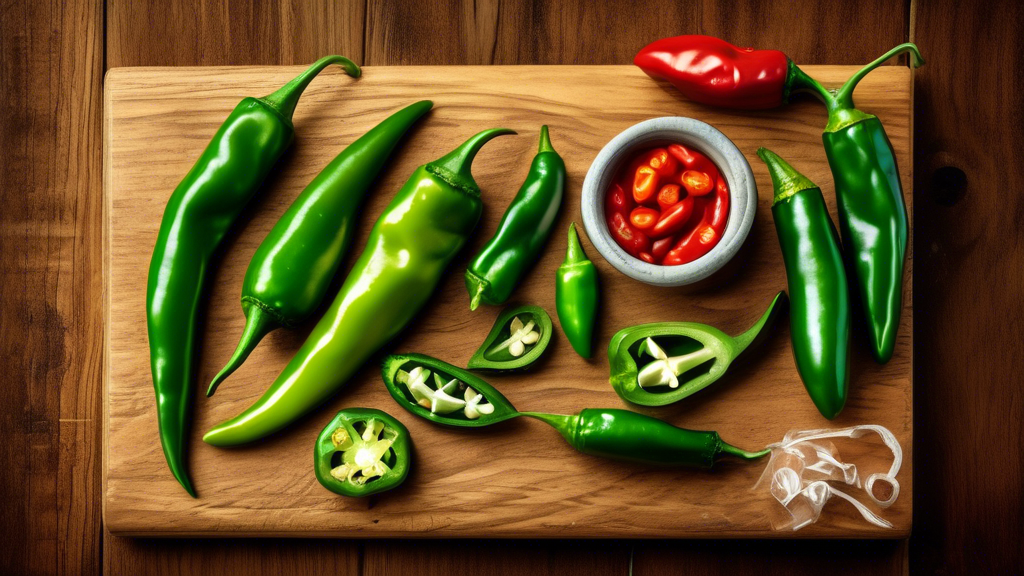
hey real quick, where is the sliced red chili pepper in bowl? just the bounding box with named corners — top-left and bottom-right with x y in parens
top-left (668, 143), bottom-right (721, 183)
top-left (651, 235), bottom-right (676, 261)
top-left (657, 184), bottom-right (681, 210)
top-left (645, 147), bottom-right (678, 177)
top-left (633, 165), bottom-right (659, 204)
top-left (630, 206), bottom-right (660, 230)
top-left (663, 177), bottom-right (730, 265)
top-left (607, 212), bottom-right (652, 258)
top-left (681, 169), bottom-right (714, 197)
top-left (650, 196), bottom-right (696, 239)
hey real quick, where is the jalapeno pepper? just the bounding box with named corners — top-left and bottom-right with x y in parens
top-left (314, 408), bottom-right (411, 497)
top-left (555, 223), bottom-right (599, 358)
top-left (208, 100), bottom-right (432, 396)
top-left (381, 354), bottom-right (769, 468)
top-left (146, 56), bottom-right (359, 495)
top-left (467, 305), bottom-right (553, 372)
top-left (608, 291), bottom-right (786, 406)
top-left (633, 35), bottom-right (824, 109)
top-left (662, 176), bottom-right (729, 266)
top-left (202, 128), bottom-right (513, 447)
top-left (758, 148), bottom-right (850, 419)
top-left (465, 126), bottom-right (566, 311)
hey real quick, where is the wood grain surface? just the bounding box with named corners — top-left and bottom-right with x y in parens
top-left (103, 64), bottom-right (913, 538)
top-left (3, 0), bottom-right (1021, 574)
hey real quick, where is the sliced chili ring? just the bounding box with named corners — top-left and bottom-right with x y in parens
top-left (314, 408), bottom-right (411, 497)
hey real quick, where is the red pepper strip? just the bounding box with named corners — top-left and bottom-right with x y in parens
top-left (650, 196), bottom-right (695, 239)
top-left (657, 184), bottom-right (681, 210)
top-left (646, 148), bottom-right (678, 178)
top-left (651, 235), bottom-right (676, 261)
top-left (606, 183), bottom-right (651, 258)
top-left (667, 144), bottom-right (721, 184)
top-left (639, 252), bottom-right (656, 264)
top-left (681, 170), bottom-right (714, 197)
top-left (633, 35), bottom-right (791, 109)
top-left (633, 165), bottom-right (659, 204)
top-left (663, 177), bottom-right (730, 265)
top-left (608, 182), bottom-right (635, 214)
top-left (630, 206), bottom-right (660, 230)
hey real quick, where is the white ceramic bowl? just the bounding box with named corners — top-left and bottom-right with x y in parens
top-left (580, 117), bottom-right (757, 287)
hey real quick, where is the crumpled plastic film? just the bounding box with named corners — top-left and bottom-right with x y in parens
top-left (753, 425), bottom-right (902, 531)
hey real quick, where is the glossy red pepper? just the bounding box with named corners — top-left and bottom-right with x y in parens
top-left (630, 206), bottom-right (659, 230)
top-left (634, 35), bottom-right (821, 110)
top-left (681, 169), bottom-right (714, 197)
top-left (633, 165), bottom-right (659, 204)
top-left (657, 184), bottom-right (681, 210)
top-left (646, 147), bottom-right (677, 177)
top-left (651, 235), bottom-right (676, 261)
top-left (663, 177), bottom-right (730, 265)
top-left (668, 144), bottom-right (721, 184)
top-left (650, 197), bottom-right (695, 239)
top-left (608, 212), bottom-right (652, 258)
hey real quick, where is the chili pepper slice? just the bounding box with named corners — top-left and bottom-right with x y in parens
top-left (681, 170), bottom-right (714, 197)
top-left (630, 206), bottom-right (660, 230)
top-left (651, 236), bottom-right (676, 262)
top-left (465, 126), bottom-right (566, 311)
top-left (555, 223), bottom-right (600, 358)
top-left (649, 196), bottom-right (695, 239)
top-left (759, 148), bottom-right (850, 419)
top-left (314, 408), bottom-right (411, 498)
top-left (663, 177), bottom-right (730, 265)
top-left (202, 128), bottom-right (513, 447)
top-left (608, 292), bottom-right (786, 406)
top-left (467, 305), bottom-right (553, 372)
top-left (606, 211), bottom-right (652, 258)
top-left (645, 147), bottom-right (678, 177)
top-left (656, 184), bottom-right (681, 210)
top-left (208, 100), bottom-right (432, 397)
top-left (633, 165), bottom-right (660, 204)
top-left (146, 55), bottom-right (360, 496)
top-left (667, 143), bottom-right (721, 184)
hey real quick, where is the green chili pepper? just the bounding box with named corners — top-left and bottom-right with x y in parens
top-left (381, 353), bottom-right (768, 468)
top-left (207, 100), bottom-right (433, 396)
top-left (758, 148), bottom-right (850, 419)
top-left (467, 305), bottom-right (553, 372)
top-left (146, 56), bottom-right (359, 496)
top-left (202, 128), bottom-right (513, 447)
top-left (314, 408), bottom-right (411, 498)
top-left (608, 291), bottom-right (786, 406)
top-left (465, 126), bottom-right (565, 310)
top-left (816, 44), bottom-right (922, 364)
top-left (555, 223), bottom-right (599, 358)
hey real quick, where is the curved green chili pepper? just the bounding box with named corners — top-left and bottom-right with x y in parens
top-left (207, 100), bottom-right (433, 396)
top-left (381, 353), bottom-right (768, 468)
top-left (314, 408), bottom-right (411, 498)
top-left (466, 126), bottom-right (565, 310)
top-left (817, 43), bottom-right (922, 364)
top-left (203, 128), bottom-right (513, 447)
top-left (467, 305), bottom-right (553, 372)
top-left (555, 223), bottom-right (599, 358)
top-left (758, 148), bottom-right (850, 419)
top-left (146, 56), bottom-right (360, 495)
top-left (608, 291), bottom-right (786, 406)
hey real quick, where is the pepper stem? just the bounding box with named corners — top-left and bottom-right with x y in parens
top-left (732, 291), bottom-right (788, 353)
top-left (207, 306), bottom-right (279, 397)
top-left (831, 43), bottom-right (924, 112)
top-left (785, 60), bottom-right (834, 105)
top-left (258, 55), bottom-right (361, 121)
top-left (520, 411), bottom-right (578, 446)
top-left (563, 222), bottom-right (588, 265)
top-left (428, 128), bottom-right (516, 195)
top-left (718, 441), bottom-right (771, 461)
top-left (756, 148), bottom-right (820, 206)
top-left (538, 125), bottom-right (555, 154)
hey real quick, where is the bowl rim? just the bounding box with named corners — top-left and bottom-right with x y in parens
top-left (580, 116), bottom-right (757, 287)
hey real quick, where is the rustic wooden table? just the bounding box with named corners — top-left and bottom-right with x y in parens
top-left (1, 1), bottom-right (1021, 574)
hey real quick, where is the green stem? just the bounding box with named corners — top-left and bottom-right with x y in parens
top-left (757, 148), bottom-right (819, 205)
top-left (258, 55), bottom-right (361, 121)
top-left (563, 222), bottom-right (587, 265)
top-left (786, 61), bottom-right (834, 106)
top-left (718, 442), bottom-right (771, 461)
top-left (537, 125), bottom-right (555, 154)
top-left (519, 412), bottom-right (578, 445)
top-left (427, 128), bottom-right (516, 196)
top-left (732, 291), bottom-right (787, 353)
top-left (831, 43), bottom-right (924, 112)
top-left (207, 306), bottom-right (277, 397)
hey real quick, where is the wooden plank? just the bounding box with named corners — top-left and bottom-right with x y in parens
top-left (909, 0), bottom-right (1024, 573)
top-left (0, 0), bottom-right (104, 574)
top-left (103, 64), bottom-right (913, 538)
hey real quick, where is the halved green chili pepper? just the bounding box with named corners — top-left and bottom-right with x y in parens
top-left (381, 353), bottom-right (768, 468)
top-left (203, 128), bottom-right (513, 447)
top-left (758, 148), bottom-right (850, 419)
top-left (555, 223), bottom-right (599, 358)
top-left (465, 126), bottom-right (565, 310)
top-left (146, 56), bottom-right (359, 495)
top-left (207, 100), bottom-right (433, 396)
top-left (467, 305), bottom-right (553, 372)
top-left (608, 291), bottom-right (786, 406)
top-left (314, 408), bottom-right (411, 497)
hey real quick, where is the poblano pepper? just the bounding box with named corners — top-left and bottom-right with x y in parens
top-left (381, 354), bottom-right (768, 469)
top-left (314, 408), bottom-right (411, 498)
top-left (203, 128), bottom-right (513, 447)
top-left (146, 56), bottom-right (360, 496)
top-left (608, 291), bottom-right (786, 406)
top-left (207, 100), bottom-right (433, 396)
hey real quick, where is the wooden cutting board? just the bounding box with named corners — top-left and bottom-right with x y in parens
top-left (103, 65), bottom-right (913, 538)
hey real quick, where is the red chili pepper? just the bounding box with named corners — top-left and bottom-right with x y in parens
top-left (650, 197), bottom-right (695, 239)
top-left (663, 176), bottom-right (730, 265)
top-left (639, 252), bottom-right (656, 264)
top-left (651, 235), bottom-right (676, 261)
top-left (646, 148), bottom-right (678, 178)
top-left (681, 170), bottom-right (714, 197)
top-left (630, 206), bottom-right (660, 230)
top-left (656, 184), bottom-right (681, 210)
top-left (608, 212), bottom-right (652, 258)
top-left (633, 165), bottom-right (659, 204)
top-left (634, 35), bottom-right (794, 109)
top-left (608, 182), bottom-right (635, 214)
top-left (667, 144), bottom-right (721, 183)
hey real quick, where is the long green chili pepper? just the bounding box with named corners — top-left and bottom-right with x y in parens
top-left (608, 291), bottom-right (786, 406)
top-left (381, 353), bottom-right (768, 468)
top-left (207, 100), bottom-right (433, 396)
top-left (146, 56), bottom-right (359, 496)
top-left (816, 44), bottom-right (922, 364)
top-left (465, 126), bottom-right (565, 310)
top-left (758, 148), bottom-right (850, 419)
top-left (555, 223), bottom-right (599, 358)
top-left (203, 128), bottom-right (513, 447)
